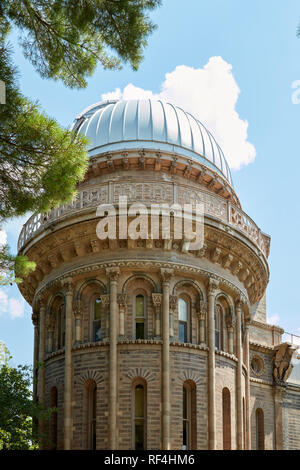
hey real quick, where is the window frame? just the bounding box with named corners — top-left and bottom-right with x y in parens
top-left (132, 379), bottom-right (147, 450)
top-left (178, 296), bottom-right (190, 343)
top-left (133, 292), bottom-right (147, 340)
top-left (90, 296), bottom-right (103, 343)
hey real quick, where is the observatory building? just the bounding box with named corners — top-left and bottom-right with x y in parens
top-left (17, 99), bottom-right (300, 450)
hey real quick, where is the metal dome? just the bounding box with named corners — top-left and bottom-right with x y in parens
top-left (71, 99), bottom-right (233, 185)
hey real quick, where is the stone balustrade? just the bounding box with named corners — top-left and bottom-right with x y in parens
top-left (17, 181), bottom-right (270, 258)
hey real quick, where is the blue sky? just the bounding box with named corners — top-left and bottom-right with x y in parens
top-left (1, 0), bottom-right (300, 366)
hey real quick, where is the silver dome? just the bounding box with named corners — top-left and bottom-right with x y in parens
top-left (71, 99), bottom-right (233, 185)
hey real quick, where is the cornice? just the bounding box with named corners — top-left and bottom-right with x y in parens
top-left (250, 319), bottom-right (284, 334)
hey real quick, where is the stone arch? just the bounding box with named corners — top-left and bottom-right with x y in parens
top-left (172, 279), bottom-right (204, 300)
top-left (76, 279), bottom-right (107, 343)
top-left (77, 370), bottom-right (104, 386)
top-left (76, 278), bottom-right (107, 299)
top-left (176, 370), bottom-right (202, 386)
top-left (47, 291), bottom-right (65, 312)
top-left (123, 275), bottom-right (157, 339)
top-left (125, 368), bottom-right (157, 384)
top-left (122, 274), bottom-right (158, 294)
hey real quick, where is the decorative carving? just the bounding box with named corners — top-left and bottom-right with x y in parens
top-left (106, 267), bottom-right (120, 282)
top-left (117, 294), bottom-right (127, 307)
top-left (160, 268), bottom-right (174, 284)
top-left (169, 295), bottom-right (178, 311)
top-left (152, 293), bottom-right (162, 309)
top-left (272, 343), bottom-right (297, 385)
top-left (199, 300), bottom-right (208, 315)
top-left (73, 299), bottom-right (82, 319)
top-left (207, 276), bottom-right (219, 294)
top-left (100, 294), bottom-right (110, 306)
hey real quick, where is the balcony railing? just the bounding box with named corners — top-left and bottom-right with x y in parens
top-left (17, 182), bottom-right (270, 258)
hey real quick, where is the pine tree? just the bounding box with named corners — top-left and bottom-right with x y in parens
top-left (0, 0), bottom-right (161, 283)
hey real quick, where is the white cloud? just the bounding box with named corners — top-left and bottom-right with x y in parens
top-left (267, 313), bottom-right (280, 325)
top-left (101, 56), bottom-right (256, 170)
top-left (0, 289), bottom-right (25, 319)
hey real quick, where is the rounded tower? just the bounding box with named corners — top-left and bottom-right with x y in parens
top-left (18, 99), bottom-right (270, 450)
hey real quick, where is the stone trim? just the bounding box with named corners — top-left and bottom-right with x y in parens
top-left (76, 370), bottom-right (104, 386)
top-left (33, 259), bottom-right (249, 309)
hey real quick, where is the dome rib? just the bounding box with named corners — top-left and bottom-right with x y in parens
top-left (73, 99), bottom-right (233, 186)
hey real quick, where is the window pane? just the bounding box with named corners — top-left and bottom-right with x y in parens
top-left (136, 295), bottom-right (144, 318)
top-left (136, 320), bottom-right (144, 339)
top-left (93, 320), bottom-right (101, 342)
top-left (183, 387), bottom-right (187, 419)
top-left (135, 423), bottom-right (144, 450)
top-left (215, 330), bottom-right (220, 349)
top-left (135, 385), bottom-right (144, 418)
top-left (179, 322), bottom-right (187, 343)
top-left (94, 299), bottom-right (102, 320)
top-left (179, 299), bottom-right (187, 321)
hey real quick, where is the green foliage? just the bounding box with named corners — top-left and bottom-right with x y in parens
top-left (0, 0), bottom-right (160, 283)
top-left (0, 350), bottom-right (50, 450)
top-left (2, 0), bottom-right (161, 88)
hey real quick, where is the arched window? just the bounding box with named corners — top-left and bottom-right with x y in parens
top-left (86, 380), bottom-right (97, 450)
top-left (256, 408), bottom-right (264, 450)
top-left (179, 298), bottom-right (188, 343)
top-left (92, 298), bottom-right (102, 342)
top-left (57, 303), bottom-right (65, 350)
top-left (182, 381), bottom-right (196, 449)
top-left (215, 304), bottom-right (223, 350)
top-left (135, 295), bottom-right (145, 339)
top-left (222, 387), bottom-right (231, 450)
top-left (134, 383), bottom-right (146, 450)
top-left (49, 387), bottom-right (58, 450)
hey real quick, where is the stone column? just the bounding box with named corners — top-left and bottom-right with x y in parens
top-left (152, 293), bottom-right (162, 338)
top-left (38, 301), bottom-right (46, 407)
top-left (73, 300), bottom-right (82, 343)
top-left (207, 277), bottom-right (219, 450)
top-left (107, 267), bottom-right (120, 449)
top-left (198, 301), bottom-right (208, 345)
top-left (100, 294), bottom-right (110, 340)
top-left (32, 311), bottom-right (39, 403)
top-left (161, 268), bottom-right (173, 450)
top-left (37, 299), bottom-right (46, 447)
top-left (228, 327), bottom-right (234, 355)
top-left (169, 295), bottom-right (177, 340)
top-left (118, 294), bottom-right (127, 338)
top-left (273, 386), bottom-right (286, 450)
top-left (244, 323), bottom-right (251, 449)
top-left (235, 299), bottom-right (244, 450)
top-left (63, 278), bottom-right (74, 450)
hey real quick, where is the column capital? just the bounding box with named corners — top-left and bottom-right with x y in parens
top-left (235, 296), bottom-right (245, 310)
top-left (72, 299), bottom-right (82, 319)
top-left (207, 276), bottom-right (219, 295)
top-left (61, 277), bottom-right (74, 295)
top-left (100, 294), bottom-right (110, 306)
top-left (37, 292), bottom-right (48, 309)
top-left (169, 295), bottom-right (177, 312)
top-left (152, 293), bottom-right (162, 308)
top-left (106, 267), bottom-right (120, 282)
top-left (160, 268), bottom-right (174, 284)
top-left (117, 293), bottom-right (127, 307)
top-left (199, 300), bottom-right (208, 315)
top-left (32, 311), bottom-right (39, 326)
